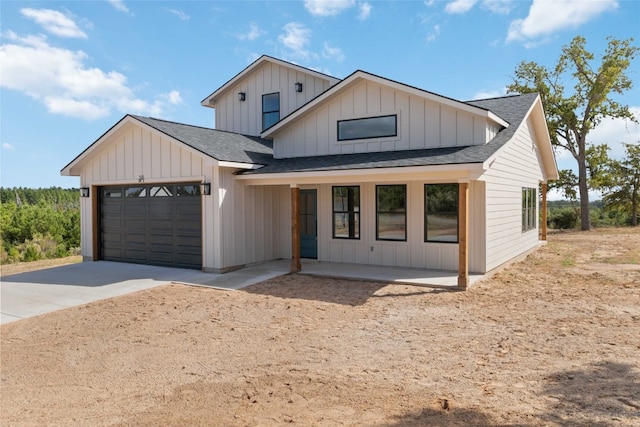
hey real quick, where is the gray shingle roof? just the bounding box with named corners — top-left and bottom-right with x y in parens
top-left (241, 92), bottom-right (538, 175)
top-left (131, 115), bottom-right (273, 165)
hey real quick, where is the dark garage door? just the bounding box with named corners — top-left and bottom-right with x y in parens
top-left (100, 183), bottom-right (202, 269)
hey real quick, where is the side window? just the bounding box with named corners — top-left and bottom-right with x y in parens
top-left (333, 186), bottom-right (360, 239)
top-left (376, 185), bottom-right (406, 241)
top-left (262, 92), bottom-right (280, 130)
top-left (522, 187), bottom-right (537, 232)
top-left (425, 184), bottom-right (459, 243)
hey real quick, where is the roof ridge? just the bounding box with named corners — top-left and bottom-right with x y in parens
top-left (466, 93), bottom-right (538, 103)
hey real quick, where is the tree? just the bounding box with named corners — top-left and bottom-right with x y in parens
top-left (508, 36), bottom-right (638, 230)
top-left (600, 143), bottom-right (640, 226)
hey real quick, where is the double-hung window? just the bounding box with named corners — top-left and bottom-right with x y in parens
top-left (425, 184), bottom-right (459, 243)
top-left (332, 186), bottom-right (360, 239)
top-left (522, 187), bottom-right (537, 232)
top-left (262, 92), bottom-right (280, 130)
top-left (376, 185), bottom-right (406, 241)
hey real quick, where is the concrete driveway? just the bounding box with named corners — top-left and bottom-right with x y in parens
top-left (1, 260), bottom-right (290, 324)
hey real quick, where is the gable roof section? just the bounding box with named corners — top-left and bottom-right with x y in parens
top-left (261, 70), bottom-right (509, 138)
top-left (201, 55), bottom-right (340, 108)
top-left (241, 93), bottom-right (543, 176)
top-left (468, 94), bottom-right (558, 180)
top-left (61, 115), bottom-right (273, 176)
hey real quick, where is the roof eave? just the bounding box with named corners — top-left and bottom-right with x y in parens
top-left (201, 55), bottom-right (340, 108)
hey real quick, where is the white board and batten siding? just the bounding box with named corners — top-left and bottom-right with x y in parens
top-left (78, 122), bottom-right (214, 262)
top-left (310, 180), bottom-right (485, 273)
top-left (217, 168), bottom-right (290, 269)
top-left (483, 118), bottom-right (544, 271)
top-left (215, 61), bottom-right (333, 136)
top-left (274, 80), bottom-right (496, 159)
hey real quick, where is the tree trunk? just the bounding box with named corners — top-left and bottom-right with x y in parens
top-left (632, 186), bottom-right (638, 227)
top-left (577, 148), bottom-right (591, 230)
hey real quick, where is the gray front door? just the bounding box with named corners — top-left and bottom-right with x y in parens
top-left (99, 183), bottom-right (202, 269)
top-left (299, 189), bottom-right (317, 259)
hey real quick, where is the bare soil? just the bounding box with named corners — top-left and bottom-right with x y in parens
top-left (1, 229), bottom-right (639, 426)
top-left (0, 255), bottom-right (82, 277)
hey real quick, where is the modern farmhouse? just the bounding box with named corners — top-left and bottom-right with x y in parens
top-left (62, 55), bottom-right (558, 288)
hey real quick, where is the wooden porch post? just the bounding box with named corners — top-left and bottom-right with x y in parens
top-left (541, 183), bottom-right (548, 241)
top-left (458, 182), bottom-right (469, 289)
top-left (291, 186), bottom-right (301, 272)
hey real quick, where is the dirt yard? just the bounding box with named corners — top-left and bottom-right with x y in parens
top-left (1, 229), bottom-right (639, 426)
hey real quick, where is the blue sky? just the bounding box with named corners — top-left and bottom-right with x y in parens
top-left (1, 0), bottom-right (639, 195)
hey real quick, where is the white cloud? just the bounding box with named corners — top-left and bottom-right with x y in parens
top-left (304, 0), bottom-right (356, 16)
top-left (507, 0), bottom-right (618, 43)
top-left (445, 0), bottom-right (512, 14)
top-left (322, 43), bottom-right (345, 62)
top-left (2, 143), bottom-right (16, 150)
top-left (278, 22), bottom-right (312, 59)
top-left (108, 0), bottom-right (129, 13)
top-left (481, 0), bottom-right (512, 14)
top-left (445, 0), bottom-right (478, 14)
top-left (426, 24), bottom-right (441, 42)
top-left (237, 23), bottom-right (266, 41)
top-left (20, 8), bottom-right (87, 39)
top-left (0, 32), bottom-right (178, 120)
top-left (358, 2), bottom-right (372, 20)
top-left (167, 8), bottom-right (189, 21)
top-left (588, 106), bottom-right (640, 160)
top-left (163, 90), bottom-right (183, 105)
top-left (471, 89), bottom-right (506, 100)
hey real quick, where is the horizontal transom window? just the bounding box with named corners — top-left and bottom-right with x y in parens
top-left (337, 114), bottom-right (397, 141)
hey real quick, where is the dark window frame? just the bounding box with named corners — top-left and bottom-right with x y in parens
top-left (262, 92), bottom-right (280, 131)
top-left (424, 184), bottom-right (459, 243)
top-left (337, 114), bottom-right (397, 141)
top-left (376, 184), bottom-right (407, 242)
top-left (332, 186), bottom-right (360, 240)
top-left (522, 187), bottom-right (537, 232)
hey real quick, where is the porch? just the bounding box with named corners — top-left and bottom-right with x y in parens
top-left (298, 259), bottom-right (485, 289)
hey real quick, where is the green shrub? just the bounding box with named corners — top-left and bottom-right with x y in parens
top-left (548, 207), bottom-right (579, 229)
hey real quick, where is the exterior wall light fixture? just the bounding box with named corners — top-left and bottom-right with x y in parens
top-left (201, 183), bottom-right (211, 195)
top-left (294, 82), bottom-right (303, 93)
top-left (238, 92), bottom-right (246, 101)
top-left (80, 187), bottom-right (90, 198)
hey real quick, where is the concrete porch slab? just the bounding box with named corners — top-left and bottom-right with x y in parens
top-left (298, 260), bottom-right (484, 288)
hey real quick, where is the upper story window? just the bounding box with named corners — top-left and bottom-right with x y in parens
top-left (262, 92), bottom-right (280, 130)
top-left (337, 114), bottom-right (397, 141)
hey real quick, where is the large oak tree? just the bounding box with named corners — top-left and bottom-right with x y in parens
top-left (508, 36), bottom-right (638, 230)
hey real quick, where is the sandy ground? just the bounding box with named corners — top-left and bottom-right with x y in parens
top-left (1, 229), bottom-right (639, 426)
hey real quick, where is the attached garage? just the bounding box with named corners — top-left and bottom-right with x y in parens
top-left (99, 183), bottom-right (202, 269)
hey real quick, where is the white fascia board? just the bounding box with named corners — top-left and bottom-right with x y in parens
top-left (236, 163), bottom-right (486, 186)
top-left (262, 71), bottom-right (508, 138)
top-left (218, 161), bottom-right (264, 169)
top-left (201, 55), bottom-right (340, 108)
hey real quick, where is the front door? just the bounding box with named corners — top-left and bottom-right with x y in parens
top-left (299, 189), bottom-right (317, 259)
